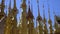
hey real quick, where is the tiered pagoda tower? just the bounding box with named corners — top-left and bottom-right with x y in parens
top-left (48, 3), bottom-right (53, 34)
top-left (0, 0), bottom-right (6, 19)
top-left (54, 9), bottom-right (60, 33)
top-left (42, 4), bottom-right (48, 34)
top-left (0, 0), bottom-right (5, 17)
top-left (10, 0), bottom-right (18, 34)
top-left (0, 0), bottom-right (6, 34)
top-left (36, 0), bottom-right (43, 34)
top-left (53, 9), bottom-right (58, 34)
top-left (26, 0), bottom-right (34, 34)
top-left (21, 0), bottom-right (27, 34)
top-left (4, 0), bottom-right (12, 34)
top-left (55, 16), bottom-right (60, 33)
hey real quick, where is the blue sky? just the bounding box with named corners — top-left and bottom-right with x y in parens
top-left (0, 0), bottom-right (60, 27)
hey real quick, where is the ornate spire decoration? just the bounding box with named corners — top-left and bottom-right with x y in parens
top-left (21, 0), bottom-right (26, 12)
top-left (53, 8), bottom-right (58, 34)
top-left (9, 0), bottom-right (18, 34)
top-left (0, 0), bottom-right (6, 34)
top-left (37, 0), bottom-right (40, 16)
top-left (42, 3), bottom-right (48, 34)
top-left (8, 0), bottom-right (11, 13)
top-left (53, 8), bottom-right (57, 24)
top-left (7, 0), bottom-right (12, 17)
top-left (4, 0), bottom-right (12, 34)
top-left (53, 8), bottom-right (60, 34)
top-left (26, 0), bottom-right (34, 34)
top-left (12, 0), bottom-right (18, 16)
top-left (27, 0), bottom-right (34, 20)
top-left (36, 0), bottom-right (42, 21)
top-left (36, 0), bottom-right (43, 34)
top-left (43, 3), bottom-right (46, 23)
top-left (21, 0), bottom-right (27, 34)
top-left (47, 0), bottom-right (53, 34)
top-left (47, 0), bottom-right (50, 20)
top-left (0, 0), bottom-right (5, 19)
top-left (1, 0), bottom-right (5, 13)
top-left (0, 1), bottom-right (7, 33)
top-left (14, 0), bottom-right (16, 8)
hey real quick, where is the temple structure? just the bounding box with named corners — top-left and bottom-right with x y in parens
top-left (21, 0), bottom-right (27, 34)
top-left (0, 0), bottom-right (6, 34)
top-left (54, 11), bottom-right (60, 34)
top-left (4, 0), bottom-right (18, 34)
top-left (0, 0), bottom-right (60, 34)
top-left (36, 0), bottom-right (43, 34)
top-left (10, 0), bottom-right (18, 34)
top-left (4, 0), bottom-right (12, 34)
top-left (42, 4), bottom-right (48, 34)
top-left (26, 0), bottom-right (34, 34)
top-left (48, 3), bottom-right (53, 34)
top-left (55, 16), bottom-right (60, 33)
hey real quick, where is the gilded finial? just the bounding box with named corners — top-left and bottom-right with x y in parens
top-left (37, 0), bottom-right (40, 16)
top-left (43, 3), bottom-right (46, 23)
top-left (9, 0), bottom-right (11, 13)
top-left (36, 0), bottom-right (42, 21)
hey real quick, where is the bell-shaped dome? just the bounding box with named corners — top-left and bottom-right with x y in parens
top-left (37, 15), bottom-right (42, 21)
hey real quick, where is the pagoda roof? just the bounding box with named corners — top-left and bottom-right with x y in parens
top-left (55, 16), bottom-right (60, 20)
top-left (55, 16), bottom-right (60, 24)
top-left (27, 7), bottom-right (34, 20)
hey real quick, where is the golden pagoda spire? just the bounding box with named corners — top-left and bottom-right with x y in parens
top-left (31, 0), bottom-right (33, 15)
top-left (7, 0), bottom-right (12, 16)
top-left (0, 0), bottom-right (5, 19)
top-left (53, 8), bottom-right (56, 23)
top-left (21, 0), bottom-right (27, 34)
top-left (12, 0), bottom-right (18, 16)
top-left (4, 0), bottom-right (12, 34)
top-left (48, 5), bottom-right (50, 20)
top-left (53, 8), bottom-right (60, 34)
top-left (1, 0), bottom-right (5, 13)
top-left (10, 0), bottom-right (18, 34)
top-left (27, 0), bottom-right (34, 20)
top-left (14, 0), bottom-right (16, 9)
top-left (37, 0), bottom-right (40, 16)
top-left (36, 0), bottom-right (43, 34)
top-left (48, 6), bottom-right (53, 34)
top-left (42, 3), bottom-right (48, 34)
top-left (9, 0), bottom-right (11, 13)
top-left (36, 0), bottom-right (42, 21)
top-left (21, 0), bottom-right (26, 12)
top-left (47, 0), bottom-right (53, 33)
top-left (26, 0), bottom-right (34, 34)
top-left (43, 3), bottom-right (46, 23)
top-left (53, 8), bottom-right (57, 34)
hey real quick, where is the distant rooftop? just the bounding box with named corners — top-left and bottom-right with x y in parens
top-left (56, 15), bottom-right (60, 20)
